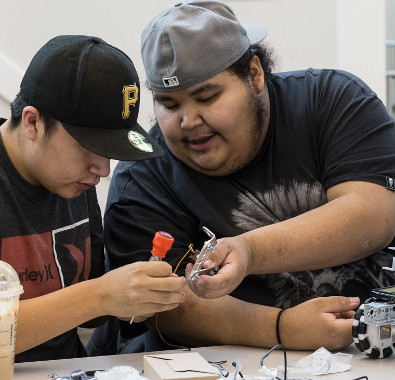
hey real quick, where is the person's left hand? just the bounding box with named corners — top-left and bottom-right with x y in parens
top-left (280, 296), bottom-right (360, 350)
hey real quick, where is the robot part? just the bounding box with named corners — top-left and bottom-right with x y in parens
top-left (186, 226), bottom-right (219, 286)
top-left (352, 299), bottom-right (395, 358)
top-left (383, 257), bottom-right (395, 272)
top-left (54, 369), bottom-right (97, 379)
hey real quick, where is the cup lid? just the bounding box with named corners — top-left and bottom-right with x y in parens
top-left (0, 260), bottom-right (24, 297)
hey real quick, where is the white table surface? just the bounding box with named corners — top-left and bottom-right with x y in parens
top-left (13, 344), bottom-right (395, 380)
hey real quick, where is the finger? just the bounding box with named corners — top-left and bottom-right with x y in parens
top-left (130, 261), bottom-right (174, 277)
top-left (128, 272), bottom-right (185, 294)
top-left (150, 276), bottom-right (186, 292)
top-left (320, 296), bottom-right (360, 313)
top-left (190, 266), bottom-right (239, 296)
top-left (118, 287), bottom-right (185, 316)
top-left (330, 318), bottom-right (354, 349)
top-left (338, 310), bottom-right (356, 319)
top-left (187, 276), bottom-right (231, 299)
top-left (121, 277), bottom-right (186, 307)
top-left (185, 263), bottom-right (193, 278)
top-left (144, 287), bottom-right (187, 305)
top-left (111, 288), bottom-right (185, 318)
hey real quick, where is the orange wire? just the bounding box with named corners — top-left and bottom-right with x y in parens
top-left (155, 243), bottom-right (195, 349)
top-left (173, 243), bottom-right (195, 274)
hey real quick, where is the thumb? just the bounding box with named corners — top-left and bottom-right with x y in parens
top-left (206, 243), bottom-right (230, 267)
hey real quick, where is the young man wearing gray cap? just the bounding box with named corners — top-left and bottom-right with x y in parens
top-left (0, 35), bottom-right (186, 362)
top-left (100, 0), bottom-right (395, 351)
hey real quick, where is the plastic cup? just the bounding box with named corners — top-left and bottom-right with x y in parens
top-left (0, 260), bottom-right (24, 380)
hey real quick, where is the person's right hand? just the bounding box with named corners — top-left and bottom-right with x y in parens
top-left (185, 234), bottom-right (252, 299)
top-left (95, 261), bottom-right (186, 319)
top-left (279, 296), bottom-right (360, 350)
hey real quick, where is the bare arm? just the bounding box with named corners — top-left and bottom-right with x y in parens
top-left (16, 261), bottom-right (185, 353)
top-left (195, 181), bottom-right (395, 298)
top-left (147, 286), bottom-right (359, 350)
top-left (245, 181), bottom-right (395, 273)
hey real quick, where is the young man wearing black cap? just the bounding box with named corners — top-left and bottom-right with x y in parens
top-left (0, 35), bottom-right (186, 362)
top-left (95, 0), bottom-right (395, 353)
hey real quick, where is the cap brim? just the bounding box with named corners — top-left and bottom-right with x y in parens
top-left (243, 23), bottom-right (267, 45)
top-left (61, 121), bottom-right (164, 161)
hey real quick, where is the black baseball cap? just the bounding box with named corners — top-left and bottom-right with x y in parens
top-left (20, 35), bottom-right (164, 161)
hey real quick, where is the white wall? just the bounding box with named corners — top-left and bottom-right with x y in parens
top-left (387, 0), bottom-right (395, 39)
top-left (0, 0), bottom-right (389, 123)
top-left (0, 0), bottom-right (390, 213)
top-left (0, 96), bottom-right (10, 118)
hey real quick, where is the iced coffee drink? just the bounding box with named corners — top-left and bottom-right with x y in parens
top-left (0, 260), bottom-right (23, 380)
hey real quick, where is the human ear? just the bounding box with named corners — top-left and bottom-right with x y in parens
top-left (250, 55), bottom-right (265, 92)
top-left (21, 106), bottom-right (41, 141)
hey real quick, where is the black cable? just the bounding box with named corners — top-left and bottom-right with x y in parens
top-left (231, 361), bottom-right (244, 378)
top-left (209, 360), bottom-right (229, 378)
top-left (260, 343), bottom-right (287, 380)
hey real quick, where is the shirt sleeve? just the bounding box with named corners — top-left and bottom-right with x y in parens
top-left (316, 70), bottom-right (395, 190)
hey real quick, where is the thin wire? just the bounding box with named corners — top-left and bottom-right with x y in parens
top-left (155, 243), bottom-right (195, 349)
top-left (174, 243), bottom-right (195, 274)
top-left (232, 361), bottom-right (244, 378)
top-left (260, 344), bottom-right (287, 380)
top-left (209, 360), bottom-right (229, 377)
top-left (154, 312), bottom-right (190, 350)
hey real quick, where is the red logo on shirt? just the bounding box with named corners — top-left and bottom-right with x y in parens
top-left (2, 222), bottom-right (91, 299)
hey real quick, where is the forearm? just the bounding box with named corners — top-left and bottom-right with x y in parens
top-left (16, 278), bottom-right (104, 353)
top-left (149, 286), bottom-right (280, 348)
top-left (148, 288), bottom-right (358, 351)
top-left (15, 262), bottom-right (186, 354)
top-left (245, 182), bottom-right (395, 274)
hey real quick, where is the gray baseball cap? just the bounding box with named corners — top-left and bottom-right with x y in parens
top-left (141, 0), bottom-right (267, 92)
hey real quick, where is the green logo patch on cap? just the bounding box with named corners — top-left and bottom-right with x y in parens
top-left (128, 131), bottom-right (154, 152)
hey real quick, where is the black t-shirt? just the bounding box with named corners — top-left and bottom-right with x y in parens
top-left (105, 68), bottom-right (395, 310)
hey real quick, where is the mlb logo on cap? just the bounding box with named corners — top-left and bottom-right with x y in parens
top-left (163, 76), bottom-right (180, 87)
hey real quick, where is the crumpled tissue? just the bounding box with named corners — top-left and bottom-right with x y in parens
top-left (277, 347), bottom-right (352, 377)
top-left (94, 365), bottom-right (148, 380)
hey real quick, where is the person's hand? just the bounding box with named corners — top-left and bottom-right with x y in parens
top-left (280, 296), bottom-right (360, 350)
top-left (95, 261), bottom-right (186, 318)
top-left (185, 235), bottom-right (252, 298)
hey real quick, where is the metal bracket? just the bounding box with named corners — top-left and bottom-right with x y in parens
top-left (187, 226), bottom-right (219, 285)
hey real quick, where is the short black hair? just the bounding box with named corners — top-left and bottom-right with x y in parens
top-left (228, 43), bottom-right (277, 81)
top-left (9, 93), bottom-right (58, 138)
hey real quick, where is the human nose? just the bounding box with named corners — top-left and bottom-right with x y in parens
top-left (180, 104), bottom-right (203, 130)
top-left (89, 155), bottom-right (111, 178)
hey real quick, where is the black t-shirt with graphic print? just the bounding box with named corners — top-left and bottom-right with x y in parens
top-left (0, 119), bottom-right (105, 362)
top-left (105, 68), bottom-right (395, 311)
